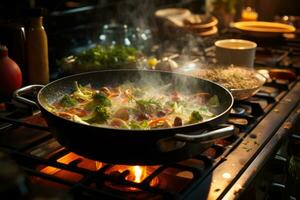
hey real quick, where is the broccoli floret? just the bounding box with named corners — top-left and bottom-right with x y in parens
top-left (189, 111), bottom-right (203, 124)
top-left (82, 105), bottom-right (110, 123)
top-left (59, 95), bottom-right (77, 107)
top-left (93, 92), bottom-right (111, 106)
top-left (92, 106), bottom-right (110, 122)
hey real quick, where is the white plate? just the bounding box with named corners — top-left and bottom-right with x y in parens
top-left (233, 21), bottom-right (295, 37)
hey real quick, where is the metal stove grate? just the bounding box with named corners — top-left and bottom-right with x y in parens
top-left (0, 76), bottom-right (292, 200)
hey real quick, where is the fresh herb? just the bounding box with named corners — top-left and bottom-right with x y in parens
top-left (135, 98), bottom-right (161, 114)
top-left (59, 95), bottom-right (77, 107)
top-left (136, 99), bottom-right (161, 107)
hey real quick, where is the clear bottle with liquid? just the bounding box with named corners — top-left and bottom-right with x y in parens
top-left (26, 8), bottom-right (49, 85)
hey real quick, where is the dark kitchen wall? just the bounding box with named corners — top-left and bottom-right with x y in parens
top-left (43, 0), bottom-right (205, 50)
top-left (255, 0), bottom-right (300, 21)
top-left (1, 0), bottom-right (299, 79)
top-left (0, 0), bottom-right (205, 79)
top-left (41, 0), bottom-right (205, 78)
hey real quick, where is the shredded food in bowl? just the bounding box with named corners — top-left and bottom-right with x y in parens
top-left (196, 66), bottom-right (262, 90)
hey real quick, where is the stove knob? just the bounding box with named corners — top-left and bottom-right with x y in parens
top-left (271, 154), bottom-right (287, 174)
top-left (267, 182), bottom-right (287, 200)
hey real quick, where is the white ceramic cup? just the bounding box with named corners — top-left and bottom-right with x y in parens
top-left (215, 39), bottom-right (257, 67)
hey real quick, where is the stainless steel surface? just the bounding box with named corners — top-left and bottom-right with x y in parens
top-left (204, 81), bottom-right (300, 199)
top-left (174, 124), bottom-right (234, 142)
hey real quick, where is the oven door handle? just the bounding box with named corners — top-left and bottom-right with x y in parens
top-left (13, 85), bottom-right (44, 107)
top-left (174, 124), bottom-right (234, 143)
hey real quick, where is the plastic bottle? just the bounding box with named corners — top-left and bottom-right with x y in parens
top-left (26, 8), bottom-right (49, 85)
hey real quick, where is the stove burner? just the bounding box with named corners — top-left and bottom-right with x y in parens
top-left (231, 107), bottom-right (246, 115)
top-left (103, 165), bottom-right (160, 192)
top-left (228, 118), bottom-right (248, 126)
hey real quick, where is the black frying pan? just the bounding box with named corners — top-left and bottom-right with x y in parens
top-left (14, 70), bottom-right (234, 165)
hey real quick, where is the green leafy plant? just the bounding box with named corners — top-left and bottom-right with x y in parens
top-left (58, 45), bottom-right (140, 73)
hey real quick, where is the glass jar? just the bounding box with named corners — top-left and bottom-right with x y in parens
top-left (98, 24), bottom-right (152, 51)
top-left (99, 24), bottom-right (132, 46)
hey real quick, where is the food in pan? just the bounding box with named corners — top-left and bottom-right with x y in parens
top-left (58, 45), bottom-right (140, 73)
top-left (49, 82), bottom-right (220, 130)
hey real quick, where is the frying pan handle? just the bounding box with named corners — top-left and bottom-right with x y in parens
top-left (174, 124), bottom-right (234, 143)
top-left (13, 85), bottom-right (44, 107)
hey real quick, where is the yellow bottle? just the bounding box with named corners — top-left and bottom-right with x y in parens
top-left (26, 9), bottom-right (49, 85)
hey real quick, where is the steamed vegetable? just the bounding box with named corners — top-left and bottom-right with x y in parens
top-left (93, 92), bottom-right (111, 107)
top-left (59, 95), bottom-right (77, 107)
top-left (51, 83), bottom-right (219, 130)
top-left (189, 111), bottom-right (203, 124)
top-left (128, 121), bottom-right (149, 130)
top-left (82, 105), bottom-right (110, 123)
top-left (73, 81), bottom-right (93, 101)
top-left (135, 98), bottom-right (161, 114)
top-left (207, 95), bottom-right (220, 107)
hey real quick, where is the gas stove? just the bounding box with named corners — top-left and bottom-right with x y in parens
top-left (1, 35), bottom-right (300, 200)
